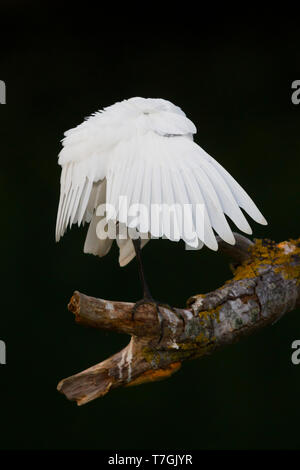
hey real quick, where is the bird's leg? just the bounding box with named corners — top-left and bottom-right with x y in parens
top-left (131, 239), bottom-right (173, 343)
top-left (132, 238), bottom-right (154, 303)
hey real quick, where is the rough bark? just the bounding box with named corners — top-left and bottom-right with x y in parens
top-left (57, 234), bottom-right (300, 405)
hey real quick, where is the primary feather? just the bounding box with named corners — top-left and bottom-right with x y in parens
top-left (56, 97), bottom-right (267, 265)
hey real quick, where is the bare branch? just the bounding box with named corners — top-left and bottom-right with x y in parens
top-left (57, 235), bottom-right (300, 405)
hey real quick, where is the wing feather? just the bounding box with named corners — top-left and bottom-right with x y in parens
top-left (56, 98), bottom-right (267, 266)
top-left (117, 231), bottom-right (150, 267)
top-left (203, 152), bottom-right (267, 225)
top-left (104, 133), bottom-right (263, 250)
top-left (190, 166), bottom-right (235, 245)
top-left (56, 156), bottom-right (103, 241)
top-left (160, 166), bottom-right (176, 241)
top-left (195, 157), bottom-right (253, 234)
top-left (167, 167), bottom-right (198, 247)
top-left (150, 165), bottom-right (163, 237)
top-left (179, 168), bottom-right (218, 250)
top-left (83, 180), bottom-right (114, 257)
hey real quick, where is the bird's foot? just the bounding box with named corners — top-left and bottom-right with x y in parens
top-left (132, 297), bottom-right (174, 343)
top-left (132, 297), bottom-right (173, 319)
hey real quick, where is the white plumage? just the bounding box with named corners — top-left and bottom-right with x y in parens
top-left (56, 97), bottom-right (267, 266)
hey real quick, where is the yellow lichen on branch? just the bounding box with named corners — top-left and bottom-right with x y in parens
top-left (233, 238), bottom-right (300, 282)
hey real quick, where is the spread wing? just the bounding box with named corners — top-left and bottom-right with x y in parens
top-left (105, 133), bottom-right (267, 251)
top-left (56, 99), bottom-right (267, 265)
top-left (55, 113), bottom-right (116, 242)
top-left (55, 103), bottom-right (196, 243)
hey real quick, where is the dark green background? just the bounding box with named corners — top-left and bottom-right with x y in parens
top-left (1, 3), bottom-right (299, 449)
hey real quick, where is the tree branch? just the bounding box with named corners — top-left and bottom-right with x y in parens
top-left (57, 235), bottom-right (300, 405)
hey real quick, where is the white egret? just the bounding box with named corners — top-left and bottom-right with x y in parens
top-left (56, 97), bottom-right (267, 307)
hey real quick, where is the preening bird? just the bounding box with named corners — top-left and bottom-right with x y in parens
top-left (56, 97), bottom-right (267, 307)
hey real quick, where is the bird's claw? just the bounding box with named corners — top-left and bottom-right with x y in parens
top-left (132, 298), bottom-right (174, 344)
top-left (132, 298), bottom-right (173, 320)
